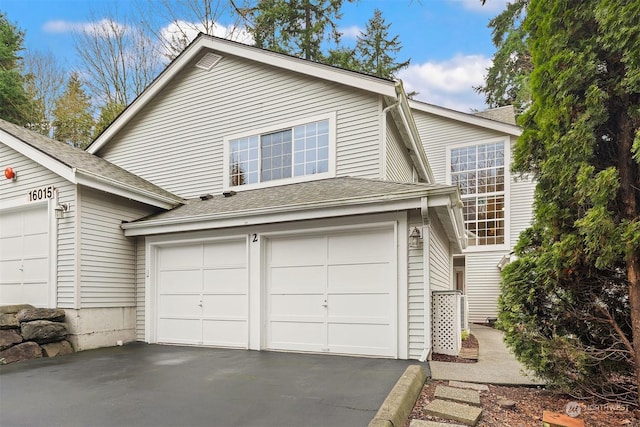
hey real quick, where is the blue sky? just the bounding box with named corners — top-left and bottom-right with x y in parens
top-left (2, 0), bottom-right (509, 112)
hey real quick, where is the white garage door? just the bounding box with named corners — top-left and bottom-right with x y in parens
top-left (156, 239), bottom-right (248, 347)
top-left (266, 227), bottom-right (397, 357)
top-left (0, 205), bottom-right (50, 307)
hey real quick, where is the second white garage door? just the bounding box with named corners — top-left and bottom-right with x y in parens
top-left (266, 227), bottom-right (397, 357)
top-left (156, 239), bottom-right (248, 347)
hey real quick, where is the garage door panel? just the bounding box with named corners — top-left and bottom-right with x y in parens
top-left (328, 323), bottom-right (393, 356)
top-left (0, 236), bottom-right (22, 259)
top-left (158, 318), bottom-right (201, 343)
top-left (0, 284), bottom-right (21, 302)
top-left (328, 294), bottom-right (391, 318)
top-left (202, 294), bottom-right (247, 317)
top-left (158, 270), bottom-right (201, 293)
top-left (22, 258), bottom-right (48, 282)
top-left (0, 212), bottom-right (22, 237)
top-left (327, 263), bottom-right (392, 291)
top-left (158, 245), bottom-right (201, 268)
top-left (270, 294), bottom-right (324, 318)
top-left (202, 319), bottom-right (247, 347)
top-left (203, 268), bottom-right (246, 292)
top-left (269, 237), bottom-right (325, 266)
top-left (270, 265), bottom-right (324, 291)
top-left (158, 294), bottom-right (201, 317)
top-left (22, 208), bottom-right (49, 233)
top-left (22, 283), bottom-right (49, 307)
top-left (327, 230), bottom-right (393, 263)
top-left (23, 234), bottom-right (48, 257)
top-left (203, 240), bottom-right (246, 266)
top-left (0, 260), bottom-right (22, 282)
top-left (269, 321), bottom-right (324, 349)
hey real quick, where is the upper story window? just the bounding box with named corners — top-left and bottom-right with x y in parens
top-left (227, 118), bottom-right (331, 188)
top-left (450, 141), bottom-right (506, 246)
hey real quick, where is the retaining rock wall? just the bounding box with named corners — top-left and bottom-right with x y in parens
top-left (0, 304), bottom-right (74, 364)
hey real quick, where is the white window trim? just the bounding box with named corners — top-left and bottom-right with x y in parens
top-left (223, 112), bottom-right (337, 191)
top-left (446, 137), bottom-right (510, 253)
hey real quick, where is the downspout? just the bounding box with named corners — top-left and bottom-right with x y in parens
top-left (419, 196), bottom-right (432, 362)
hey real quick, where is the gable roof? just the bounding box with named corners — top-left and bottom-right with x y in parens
top-left (409, 99), bottom-right (522, 136)
top-left (88, 34), bottom-right (397, 155)
top-left (121, 176), bottom-right (466, 251)
top-left (0, 118), bottom-right (183, 209)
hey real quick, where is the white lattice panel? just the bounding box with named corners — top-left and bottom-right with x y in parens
top-left (432, 291), bottom-right (462, 356)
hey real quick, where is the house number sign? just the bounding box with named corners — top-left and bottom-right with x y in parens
top-left (28, 185), bottom-right (55, 202)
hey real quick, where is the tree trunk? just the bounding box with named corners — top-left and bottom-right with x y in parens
top-left (616, 99), bottom-right (640, 406)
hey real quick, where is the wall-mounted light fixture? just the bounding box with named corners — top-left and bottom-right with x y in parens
top-left (55, 203), bottom-right (70, 219)
top-left (4, 167), bottom-right (16, 181)
top-left (409, 227), bottom-right (422, 249)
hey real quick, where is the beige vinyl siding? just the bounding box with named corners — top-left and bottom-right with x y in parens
top-left (413, 110), bottom-right (506, 183)
top-left (509, 136), bottom-right (535, 246)
top-left (465, 252), bottom-right (505, 323)
top-left (386, 119), bottom-right (414, 182)
top-left (135, 237), bottom-right (145, 341)
top-left (0, 144), bottom-right (76, 308)
top-left (98, 55), bottom-right (382, 198)
top-left (79, 188), bottom-right (157, 307)
top-left (407, 210), bottom-right (424, 359)
top-left (429, 215), bottom-right (451, 292)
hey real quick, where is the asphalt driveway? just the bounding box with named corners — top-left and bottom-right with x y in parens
top-left (0, 343), bottom-right (419, 427)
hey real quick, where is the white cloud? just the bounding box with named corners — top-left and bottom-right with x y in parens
top-left (43, 19), bottom-right (130, 36)
top-left (455, 0), bottom-right (509, 13)
top-left (397, 54), bottom-right (491, 112)
top-left (339, 25), bottom-right (362, 40)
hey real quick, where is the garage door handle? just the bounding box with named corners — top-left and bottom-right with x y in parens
top-left (322, 300), bottom-right (328, 308)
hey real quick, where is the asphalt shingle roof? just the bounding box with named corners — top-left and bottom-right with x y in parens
top-left (134, 177), bottom-right (455, 223)
top-left (0, 118), bottom-right (182, 205)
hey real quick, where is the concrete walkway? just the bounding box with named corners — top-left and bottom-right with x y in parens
top-left (429, 325), bottom-right (544, 385)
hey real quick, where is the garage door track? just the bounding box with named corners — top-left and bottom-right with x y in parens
top-left (0, 343), bottom-right (416, 427)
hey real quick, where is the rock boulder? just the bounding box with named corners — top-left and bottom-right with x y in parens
top-left (0, 341), bottom-right (42, 364)
top-left (0, 304), bottom-right (35, 315)
top-left (21, 320), bottom-right (68, 344)
top-left (16, 308), bottom-right (66, 323)
top-left (0, 313), bottom-right (20, 330)
top-left (41, 340), bottom-right (74, 358)
top-left (0, 330), bottom-right (23, 350)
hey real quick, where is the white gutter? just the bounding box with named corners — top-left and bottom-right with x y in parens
top-left (419, 196), bottom-right (432, 362)
top-left (394, 81), bottom-right (435, 184)
top-left (74, 168), bottom-right (182, 210)
top-left (381, 100), bottom-right (400, 178)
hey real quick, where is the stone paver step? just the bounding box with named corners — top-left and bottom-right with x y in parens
top-left (448, 381), bottom-right (489, 392)
top-left (410, 420), bottom-right (466, 427)
top-left (424, 399), bottom-right (483, 426)
top-left (434, 385), bottom-right (481, 406)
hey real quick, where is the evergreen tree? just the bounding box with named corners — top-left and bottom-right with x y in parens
top-left (93, 100), bottom-right (125, 139)
top-left (52, 73), bottom-right (95, 149)
top-left (474, 0), bottom-right (532, 114)
top-left (0, 11), bottom-right (31, 126)
top-left (498, 0), bottom-right (640, 406)
top-left (247, 0), bottom-right (348, 61)
top-left (355, 9), bottom-right (409, 79)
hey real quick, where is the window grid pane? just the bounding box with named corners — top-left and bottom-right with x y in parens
top-left (293, 120), bottom-right (329, 176)
top-left (261, 129), bottom-right (292, 182)
top-left (229, 136), bottom-right (259, 185)
top-left (451, 142), bottom-right (505, 246)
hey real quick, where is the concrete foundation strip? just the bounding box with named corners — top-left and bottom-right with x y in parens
top-left (368, 365), bottom-right (427, 427)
